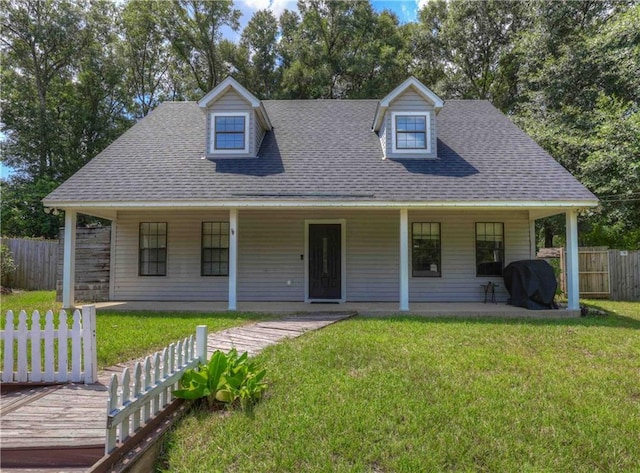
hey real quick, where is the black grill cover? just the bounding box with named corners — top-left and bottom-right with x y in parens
top-left (503, 260), bottom-right (558, 310)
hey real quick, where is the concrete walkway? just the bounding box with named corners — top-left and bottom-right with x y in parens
top-left (0, 312), bottom-right (354, 471)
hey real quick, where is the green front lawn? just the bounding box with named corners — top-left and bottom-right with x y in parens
top-left (160, 301), bottom-right (640, 472)
top-left (0, 291), bottom-right (265, 368)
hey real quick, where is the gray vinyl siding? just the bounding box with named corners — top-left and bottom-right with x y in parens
top-left (237, 209), bottom-right (399, 302)
top-left (112, 210), bottom-right (229, 301)
top-left (384, 89), bottom-right (437, 159)
top-left (237, 210), bottom-right (304, 301)
top-left (408, 210), bottom-right (531, 302)
top-left (111, 209), bottom-right (530, 303)
top-left (205, 89), bottom-right (258, 158)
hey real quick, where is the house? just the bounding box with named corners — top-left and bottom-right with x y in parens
top-left (44, 77), bottom-right (597, 312)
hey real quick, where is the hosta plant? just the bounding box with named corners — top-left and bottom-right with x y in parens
top-left (174, 349), bottom-right (267, 411)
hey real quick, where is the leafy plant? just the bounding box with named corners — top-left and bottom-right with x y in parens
top-left (1, 244), bottom-right (17, 288)
top-left (174, 349), bottom-right (267, 411)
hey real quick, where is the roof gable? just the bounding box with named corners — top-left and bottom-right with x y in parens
top-left (198, 76), bottom-right (272, 131)
top-left (372, 77), bottom-right (444, 132)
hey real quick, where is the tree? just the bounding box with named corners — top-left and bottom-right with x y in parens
top-left (413, 0), bottom-right (526, 108)
top-left (513, 1), bottom-right (639, 248)
top-left (241, 9), bottom-right (279, 99)
top-left (280, 0), bottom-right (411, 99)
top-left (1, 0), bottom-right (89, 179)
top-left (119, 0), bottom-right (172, 118)
top-left (1, 0), bottom-right (132, 238)
top-left (162, 0), bottom-right (241, 96)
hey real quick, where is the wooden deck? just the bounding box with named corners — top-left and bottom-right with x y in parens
top-left (0, 312), bottom-right (354, 471)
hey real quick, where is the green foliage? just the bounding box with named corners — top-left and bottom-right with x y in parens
top-left (0, 245), bottom-right (17, 287)
top-left (161, 0), bottom-right (241, 95)
top-left (174, 348), bottom-right (267, 411)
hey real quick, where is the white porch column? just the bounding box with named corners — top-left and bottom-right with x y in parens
top-left (565, 210), bottom-right (580, 310)
top-left (62, 210), bottom-right (77, 309)
top-left (399, 208), bottom-right (409, 311)
top-left (228, 208), bottom-right (238, 311)
top-left (529, 219), bottom-right (536, 259)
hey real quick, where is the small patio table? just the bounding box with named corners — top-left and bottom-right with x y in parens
top-left (481, 282), bottom-right (499, 303)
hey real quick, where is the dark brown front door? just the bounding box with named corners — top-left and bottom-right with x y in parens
top-left (308, 224), bottom-right (341, 300)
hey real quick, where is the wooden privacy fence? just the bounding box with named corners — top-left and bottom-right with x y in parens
top-left (105, 325), bottom-right (208, 454)
top-left (1, 238), bottom-right (58, 290)
top-left (609, 250), bottom-right (640, 301)
top-left (538, 247), bottom-right (639, 301)
top-left (1, 305), bottom-right (97, 384)
top-left (576, 247), bottom-right (611, 298)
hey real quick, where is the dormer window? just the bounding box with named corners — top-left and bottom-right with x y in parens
top-left (394, 113), bottom-right (428, 151)
top-left (372, 77), bottom-right (443, 159)
top-left (210, 112), bottom-right (249, 154)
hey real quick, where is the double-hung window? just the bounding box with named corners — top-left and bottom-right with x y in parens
top-left (476, 222), bottom-right (504, 276)
top-left (392, 112), bottom-right (430, 153)
top-left (139, 222), bottom-right (167, 276)
top-left (210, 112), bottom-right (249, 154)
top-left (202, 222), bottom-right (229, 276)
top-left (412, 222), bottom-right (441, 277)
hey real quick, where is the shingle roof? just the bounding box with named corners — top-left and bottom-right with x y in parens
top-left (44, 99), bottom-right (597, 205)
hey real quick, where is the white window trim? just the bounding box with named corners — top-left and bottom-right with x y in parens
top-left (304, 219), bottom-right (347, 303)
top-left (209, 112), bottom-right (250, 155)
top-left (391, 111), bottom-right (431, 154)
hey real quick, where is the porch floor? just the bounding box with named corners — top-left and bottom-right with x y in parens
top-left (87, 301), bottom-right (579, 318)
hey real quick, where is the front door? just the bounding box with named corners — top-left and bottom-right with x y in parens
top-left (308, 224), bottom-right (341, 300)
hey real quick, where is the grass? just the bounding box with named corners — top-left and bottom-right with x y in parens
top-left (159, 300), bottom-right (640, 472)
top-left (0, 291), bottom-right (265, 368)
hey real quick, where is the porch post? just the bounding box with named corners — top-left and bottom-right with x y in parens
top-left (399, 208), bottom-right (409, 311)
top-left (228, 208), bottom-right (238, 311)
top-left (62, 210), bottom-right (77, 309)
top-left (565, 210), bottom-right (579, 310)
top-left (529, 219), bottom-right (536, 259)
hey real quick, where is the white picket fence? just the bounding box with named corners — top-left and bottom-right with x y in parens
top-left (105, 325), bottom-right (208, 454)
top-left (1, 305), bottom-right (97, 384)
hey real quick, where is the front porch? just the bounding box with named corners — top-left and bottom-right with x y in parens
top-left (58, 205), bottom-right (583, 313)
top-left (87, 301), bottom-right (580, 318)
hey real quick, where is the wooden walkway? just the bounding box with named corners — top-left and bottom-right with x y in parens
top-left (0, 312), bottom-right (354, 471)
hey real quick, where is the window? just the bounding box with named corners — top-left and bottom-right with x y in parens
top-left (476, 223), bottom-right (504, 276)
top-left (412, 223), bottom-right (441, 277)
top-left (396, 115), bottom-right (426, 149)
top-left (139, 223), bottom-right (167, 276)
top-left (210, 112), bottom-right (249, 154)
top-left (202, 222), bottom-right (229, 276)
top-left (391, 112), bottom-right (431, 154)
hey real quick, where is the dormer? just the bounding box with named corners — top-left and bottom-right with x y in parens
top-left (372, 77), bottom-right (444, 160)
top-left (198, 77), bottom-right (272, 159)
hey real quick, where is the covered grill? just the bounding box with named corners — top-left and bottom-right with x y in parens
top-left (503, 260), bottom-right (558, 310)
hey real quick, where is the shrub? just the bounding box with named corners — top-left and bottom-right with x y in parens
top-left (174, 349), bottom-right (267, 411)
top-left (1, 244), bottom-right (17, 288)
